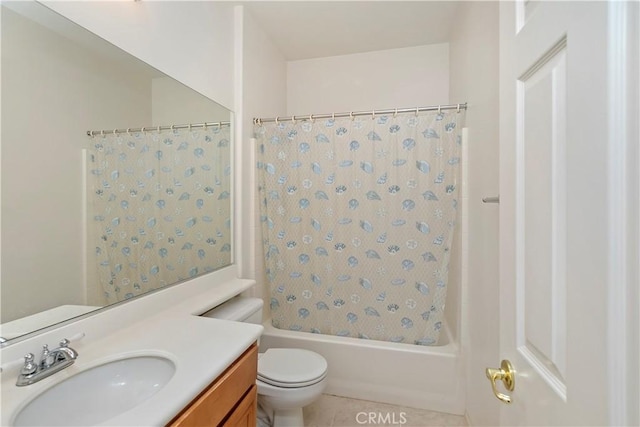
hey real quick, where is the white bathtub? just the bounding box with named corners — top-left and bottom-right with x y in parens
top-left (259, 320), bottom-right (465, 415)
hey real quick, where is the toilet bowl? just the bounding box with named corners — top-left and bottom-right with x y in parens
top-left (257, 348), bottom-right (327, 426)
top-left (202, 297), bottom-right (328, 427)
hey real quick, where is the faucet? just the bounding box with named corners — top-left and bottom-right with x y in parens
top-left (16, 339), bottom-right (78, 386)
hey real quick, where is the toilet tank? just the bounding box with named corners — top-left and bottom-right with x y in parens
top-left (201, 296), bottom-right (264, 325)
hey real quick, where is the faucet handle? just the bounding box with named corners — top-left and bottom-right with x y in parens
top-left (21, 353), bottom-right (37, 376)
top-left (59, 339), bottom-right (70, 348)
top-left (40, 344), bottom-right (55, 369)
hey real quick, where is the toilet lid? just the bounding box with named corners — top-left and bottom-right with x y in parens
top-left (257, 348), bottom-right (327, 388)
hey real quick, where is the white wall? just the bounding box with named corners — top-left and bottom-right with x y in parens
top-left (1, 7), bottom-right (152, 321)
top-left (448, 2), bottom-right (500, 425)
top-left (42, 1), bottom-right (236, 110)
top-left (236, 6), bottom-right (287, 300)
top-left (287, 44), bottom-right (449, 114)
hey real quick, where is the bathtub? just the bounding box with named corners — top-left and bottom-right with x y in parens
top-left (259, 320), bottom-right (465, 415)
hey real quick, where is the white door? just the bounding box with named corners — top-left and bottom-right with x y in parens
top-left (497, 1), bottom-right (633, 425)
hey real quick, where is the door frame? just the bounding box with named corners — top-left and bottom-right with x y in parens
top-left (605, 2), bottom-right (639, 425)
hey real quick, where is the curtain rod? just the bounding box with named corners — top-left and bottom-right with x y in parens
top-left (253, 103), bottom-right (467, 125)
top-left (86, 120), bottom-right (231, 137)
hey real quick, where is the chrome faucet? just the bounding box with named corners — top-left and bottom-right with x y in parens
top-left (16, 339), bottom-right (78, 386)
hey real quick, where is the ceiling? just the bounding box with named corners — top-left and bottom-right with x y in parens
top-left (241, 1), bottom-right (460, 61)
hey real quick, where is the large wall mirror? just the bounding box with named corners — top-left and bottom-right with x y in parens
top-left (1, 2), bottom-right (233, 343)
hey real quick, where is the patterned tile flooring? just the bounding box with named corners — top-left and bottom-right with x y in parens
top-left (303, 394), bottom-right (467, 427)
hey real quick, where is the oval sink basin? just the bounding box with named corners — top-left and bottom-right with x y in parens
top-left (13, 355), bottom-right (175, 426)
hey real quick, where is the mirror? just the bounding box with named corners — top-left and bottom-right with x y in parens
top-left (1, 2), bottom-right (233, 343)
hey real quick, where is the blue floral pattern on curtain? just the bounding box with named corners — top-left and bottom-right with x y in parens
top-left (88, 126), bottom-right (231, 304)
top-left (257, 110), bottom-right (464, 345)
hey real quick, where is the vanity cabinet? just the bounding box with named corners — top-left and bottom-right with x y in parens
top-left (168, 343), bottom-right (258, 427)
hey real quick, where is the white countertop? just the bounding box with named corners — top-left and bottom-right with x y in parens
top-left (0, 270), bottom-right (263, 426)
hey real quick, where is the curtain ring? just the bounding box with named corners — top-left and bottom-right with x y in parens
top-left (275, 116), bottom-right (279, 125)
top-left (126, 128), bottom-right (131, 136)
top-left (349, 111), bottom-right (354, 121)
top-left (291, 115), bottom-right (296, 125)
top-left (171, 124), bottom-right (176, 132)
top-left (332, 112), bottom-right (335, 121)
top-left (457, 103), bottom-right (461, 113)
top-left (113, 129), bottom-right (117, 136)
top-left (188, 123), bottom-right (192, 132)
top-left (101, 130), bottom-right (105, 137)
top-left (216, 122), bottom-right (221, 131)
top-left (309, 114), bottom-right (315, 123)
top-left (438, 105), bottom-right (442, 114)
top-left (415, 107), bottom-right (419, 117)
top-left (372, 110), bottom-right (376, 120)
top-left (156, 125), bottom-right (161, 133)
top-left (393, 108), bottom-right (398, 118)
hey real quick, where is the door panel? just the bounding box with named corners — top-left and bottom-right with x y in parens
top-left (499, 1), bottom-right (610, 425)
top-left (518, 42), bottom-right (567, 396)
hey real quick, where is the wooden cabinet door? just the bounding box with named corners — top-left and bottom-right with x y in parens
top-left (223, 385), bottom-right (257, 427)
top-left (169, 344), bottom-right (257, 427)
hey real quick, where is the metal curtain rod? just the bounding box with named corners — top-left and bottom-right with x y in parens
top-left (86, 120), bottom-right (231, 137)
top-left (253, 103), bottom-right (467, 125)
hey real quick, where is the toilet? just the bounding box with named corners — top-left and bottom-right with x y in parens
top-left (202, 296), bottom-right (328, 427)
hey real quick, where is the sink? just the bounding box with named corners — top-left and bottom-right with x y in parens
top-left (12, 355), bottom-right (175, 426)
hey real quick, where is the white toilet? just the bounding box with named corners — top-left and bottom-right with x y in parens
top-left (202, 296), bottom-right (328, 427)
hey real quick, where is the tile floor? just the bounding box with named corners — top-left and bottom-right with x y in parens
top-left (303, 394), bottom-right (467, 427)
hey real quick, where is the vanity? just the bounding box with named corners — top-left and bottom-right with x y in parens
top-left (0, 274), bottom-right (263, 427)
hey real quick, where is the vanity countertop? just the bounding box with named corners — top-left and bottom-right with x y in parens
top-left (0, 312), bottom-right (263, 426)
top-left (0, 271), bottom-right (263, 427)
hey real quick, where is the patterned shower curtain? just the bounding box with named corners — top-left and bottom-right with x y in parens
top-left (257, 110), bottom-right (464, 345)
top-left (88, 126), bottom-right (231, 304)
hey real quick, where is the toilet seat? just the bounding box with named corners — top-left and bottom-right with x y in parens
top-left (258, 348), bottom-right (328, 389)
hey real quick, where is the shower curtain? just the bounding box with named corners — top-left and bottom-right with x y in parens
top-left (88, 126), bottom-right (231, 304)
top-left (257, 110), bottom-right (464, 345)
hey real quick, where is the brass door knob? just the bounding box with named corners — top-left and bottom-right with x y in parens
top-left (485, 359), bottom-right (515, 404)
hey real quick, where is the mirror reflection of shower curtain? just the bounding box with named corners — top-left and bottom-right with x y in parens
top-left (87, 127), bottom-right (231, 304)
top-left (257, 110), bottom-right (464, 345)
